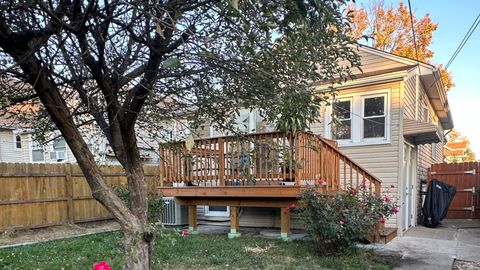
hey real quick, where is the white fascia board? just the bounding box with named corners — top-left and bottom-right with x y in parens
top-left (314, 70), bottom-right (408, 92)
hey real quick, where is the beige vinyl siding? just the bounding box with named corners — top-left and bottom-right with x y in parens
top-left (403, 75), bottom-right (416, 120)
top-left (309, 104), bottom-right (326, 136)
top-left (345, 49), bottom-right (410, 76)
top-left (334, 82), bottom-right (402, 228)
top-left (0, 130), bottom-right (22, 163)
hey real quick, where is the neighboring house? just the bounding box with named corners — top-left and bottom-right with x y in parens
top-left (178, 44), bottom-right (453, 235)
top-left (0, 114), bottom-right (158, 165)
top-left (444, 139), bottom-right (470, 163)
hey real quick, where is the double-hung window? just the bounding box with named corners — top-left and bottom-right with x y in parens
top-left (326, 90), bottom-right (390, 146)
top-left (362, 95), bottom-right (387, 139)
top-left (51, 138), bottom-right (67, 162)
top-left (31, 140), bottom-right (45, 162)
top-left (332, 99), bottom-right (352, 140)
top-left (14, 135), bottom-right (22, 150)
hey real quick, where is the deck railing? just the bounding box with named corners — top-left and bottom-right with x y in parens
top-left (159, 131), bottom-right (381, 195)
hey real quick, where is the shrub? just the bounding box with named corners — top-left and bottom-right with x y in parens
top-left (297, 183), bottom-right (397, 256)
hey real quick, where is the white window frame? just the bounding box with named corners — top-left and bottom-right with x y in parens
top-left (331, 97), bottom-right (353, 142)
top-left (13, 134), bottom-right (22, 151)
top-left (50, 137), bottom-right (68, 163)
top-left (204, 205), bottom-right (230, 217)
top-left (29, 138), bottom-right (45, 163)
top-left (361, 93), bottom-right (389, 142)
top-left (325, 89), bottom-right (391, 146)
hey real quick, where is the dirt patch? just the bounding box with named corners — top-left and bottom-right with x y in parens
top-left (453, 259), bottom-right (480, 270)
top-left (0, 220), bottom-right (120, 248)
top-left (244, 244), bottom-right (273, 254)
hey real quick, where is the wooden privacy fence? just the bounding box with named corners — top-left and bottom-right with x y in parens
top-left (0, 163), bottom-right (160, 230)
top-left (159, 131), bottom-right (381, 195)
top-left (428, 162), bottom-right (480, 219)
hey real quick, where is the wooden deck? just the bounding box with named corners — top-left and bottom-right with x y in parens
top-left (157, 131), bottom-right (382, 239)
top-left (159, 186), bottom-right (303, 198)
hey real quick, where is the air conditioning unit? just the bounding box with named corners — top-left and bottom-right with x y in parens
top-left (161, 197), bottom-right (189, 226)
top-left (50, 150), bottom-right (66, 162)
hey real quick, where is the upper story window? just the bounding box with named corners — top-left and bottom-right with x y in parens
top-left (363, 95), bottom-right (387, 139)
top-left (14, 135), bottom-right (22, 150)
top-left (326, 90), bottom-right (390, 146)
top-left (332, 99), bottom-right (352, 140)
top-left (31, 140), bottom-right (45, 162)
top-left (51, 138), bottom-right (67, 162)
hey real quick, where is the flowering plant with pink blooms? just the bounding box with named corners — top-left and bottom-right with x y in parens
top-left (297, 182), bottom-right (398, 255)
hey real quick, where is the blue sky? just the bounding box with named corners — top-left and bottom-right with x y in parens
top-left (356, 0), bottom-right (480, 156)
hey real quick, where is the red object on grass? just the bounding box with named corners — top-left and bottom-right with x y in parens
top-left (94, 261), bottom-right (111, 270)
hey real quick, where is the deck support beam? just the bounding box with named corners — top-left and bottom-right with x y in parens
top-left (228, 206), bottom-right (241, 239)
top-left (188, 205), bottom-right (197, 233)
top-left (280, 207), bottom-right (291, 240)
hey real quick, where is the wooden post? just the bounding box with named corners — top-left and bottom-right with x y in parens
top-left (375, 181), bottom-right (381, 196)
top-left (280, 207), bottom-right (291, 240)
top-left (228, 206), bottom-right (241, 238)
top-left (159, 146), bottom-right (164, 187)
top-left (188, 205), bottom-right (197, 232)
top-left (65, 163), bottom-right (74, 224)
top-left (294, 133), bottom-right (303, 186)
top-left (218, 138), bottom-right (225, 186)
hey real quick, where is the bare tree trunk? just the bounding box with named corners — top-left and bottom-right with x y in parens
top-left (123, 227), bottom-right (154, 270)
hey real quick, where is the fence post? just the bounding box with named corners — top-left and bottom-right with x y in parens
top-left (65, 163), bottom-right (75, 224)
top-left (218, 138), bottom-right (225, 186)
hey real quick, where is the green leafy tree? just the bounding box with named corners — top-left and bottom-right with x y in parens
top-left (0, 1), bottom-right (360, 268)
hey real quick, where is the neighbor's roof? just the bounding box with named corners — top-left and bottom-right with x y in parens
top-left (445, 140), bottom-right (469, 150)
top-left (444, 148), bottom-right (466, 158)
top-left (0, 103), bottom-right (40, 129)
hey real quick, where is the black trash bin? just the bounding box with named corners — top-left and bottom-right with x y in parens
top-left (422, 179), bottom-right (456, 228)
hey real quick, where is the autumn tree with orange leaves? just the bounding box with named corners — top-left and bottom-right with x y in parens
top-left (349, 2), bottom-right (454, 90)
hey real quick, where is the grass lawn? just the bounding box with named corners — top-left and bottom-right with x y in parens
top-left (0, 231), bottom-right (393, 270)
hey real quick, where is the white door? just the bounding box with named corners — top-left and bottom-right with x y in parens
top-left (402, 144), bottom-right (416, 230)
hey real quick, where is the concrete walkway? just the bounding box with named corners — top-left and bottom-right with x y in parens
top-left (375, 220), bottom-right (480, 270)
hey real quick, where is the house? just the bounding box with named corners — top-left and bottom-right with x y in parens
top-left (313, 45), bottom-right (453, 234)
top-left (157, 44), bottom-right (454, 238)
top-left (444, 139), bottom-right (470, 163)
top-left (0, 105), bottom-right (159, 164)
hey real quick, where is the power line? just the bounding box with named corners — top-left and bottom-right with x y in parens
top-left (445, 13), bottom-right (480, 70)
top-left (407, 0), bottom-right (420, 68)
